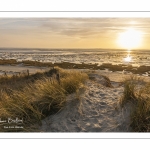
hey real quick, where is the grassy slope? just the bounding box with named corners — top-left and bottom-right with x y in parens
top-left (0, 67), bottom-right (88, 132)
top-left (120, 75), bottom-right (150, 132)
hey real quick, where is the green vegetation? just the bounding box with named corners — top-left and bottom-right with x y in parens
top-left (0, 67), bottom-right (88, 132)
top-left (120, 75), bottom-right (150, 132)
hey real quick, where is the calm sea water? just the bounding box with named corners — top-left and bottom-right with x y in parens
top-left (0, 49), bottom-right (149, 67)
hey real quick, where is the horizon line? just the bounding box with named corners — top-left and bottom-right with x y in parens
top-left (0, 47), bottom-right (149, 50)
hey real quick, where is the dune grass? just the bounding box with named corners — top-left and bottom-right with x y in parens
top-left (0, 67), bottom-right (88, 132)
top-left (120, 75), bottom-right (150, 132)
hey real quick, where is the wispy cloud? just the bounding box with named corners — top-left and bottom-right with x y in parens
top-left (0, 18), bottom-right (150, 48)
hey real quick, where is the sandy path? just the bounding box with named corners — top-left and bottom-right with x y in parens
top-left (40, 73), bottom-right (132, 132)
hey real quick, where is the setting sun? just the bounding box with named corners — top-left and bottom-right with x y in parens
top-left (117, 28), bottom-right (143, 49)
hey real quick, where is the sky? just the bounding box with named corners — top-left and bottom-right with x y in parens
top-left (0, 18), bottom-right (150, 49)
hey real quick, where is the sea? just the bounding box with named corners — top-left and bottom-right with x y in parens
top-left (0, 48), bottom-right (149, 67)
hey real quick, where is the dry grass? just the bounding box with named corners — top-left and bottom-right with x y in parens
top-left (120, 75), bottom-right (150, 132)
top-left (0, 67), bottom-right (88, 132)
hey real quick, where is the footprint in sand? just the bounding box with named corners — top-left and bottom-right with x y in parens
top-left (110, 89), bottom-right (115, 92)
top-left (86, 99), bottom-right (92, 105)
top-left (96, 91), bottom-right (101, 94)
top-left (89, 92), bottom-right (94, 96)
top-left (90, 111), bottom-right (98, 116)
top-left (99, 102), bottom-right (107, 105)
top-left (99, 93), bottom-right (106, 97)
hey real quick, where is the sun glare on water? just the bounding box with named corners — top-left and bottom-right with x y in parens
top-left (124, 54), bottom-right (132, 62)
top-left (117, 28), bottom-right (143, 49)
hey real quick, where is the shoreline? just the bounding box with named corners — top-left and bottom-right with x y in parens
top-left (0, 59), bottom-right (149, 77)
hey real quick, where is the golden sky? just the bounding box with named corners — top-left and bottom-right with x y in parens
top-left (0, 18), bottom-right (150, 49)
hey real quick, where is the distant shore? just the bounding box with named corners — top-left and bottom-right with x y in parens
top-left (0, 59), bottom-right (150, 76)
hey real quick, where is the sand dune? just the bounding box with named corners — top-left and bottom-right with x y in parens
top-left (40, 72), bottom-right (135, 132)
